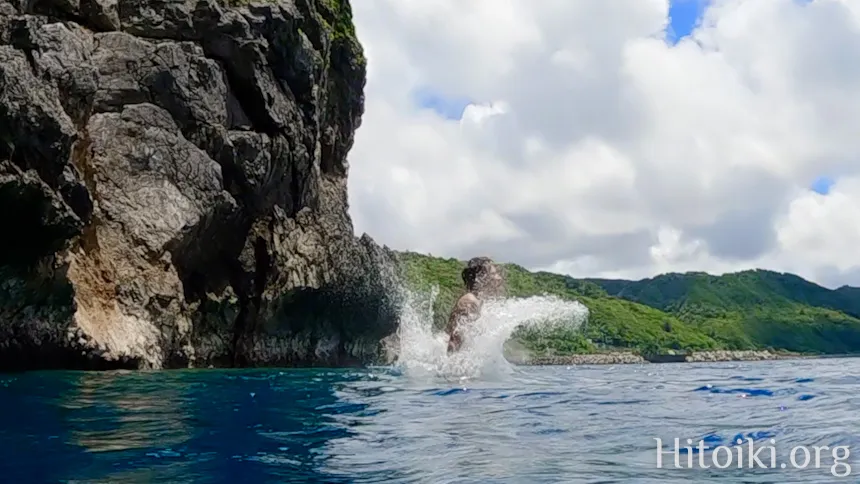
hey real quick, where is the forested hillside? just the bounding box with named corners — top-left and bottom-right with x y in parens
top-left (398, 252), bottom-right (860, 356)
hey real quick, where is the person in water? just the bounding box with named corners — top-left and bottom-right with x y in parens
top-left (445, 256), bottom-right (505, 354)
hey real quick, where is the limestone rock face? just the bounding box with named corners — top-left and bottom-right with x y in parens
top-left (0, 0), bottom-right (401, 369)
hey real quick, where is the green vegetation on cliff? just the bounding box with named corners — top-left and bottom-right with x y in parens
top-left (319, 0), bottom-right (359, 43)
top-left (397, 251), bottom-right (860, 357)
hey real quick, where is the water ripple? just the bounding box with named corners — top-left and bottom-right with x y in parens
top-left (2, 358), bottom-right (860, 482)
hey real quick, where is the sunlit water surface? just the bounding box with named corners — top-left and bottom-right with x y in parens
top-left (3, 294), bottom-right (860, 482)
top-left (4, 359), bottom-right (860, 483)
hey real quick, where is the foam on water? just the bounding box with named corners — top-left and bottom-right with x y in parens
top-left (391, 285), bottom-right (590, 381)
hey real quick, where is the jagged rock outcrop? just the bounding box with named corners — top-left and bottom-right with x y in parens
top-left (0, 0), bottom-right (402, 370)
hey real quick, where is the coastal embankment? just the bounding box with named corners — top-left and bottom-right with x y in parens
top-left (515, 350), bottom-right (800, 366)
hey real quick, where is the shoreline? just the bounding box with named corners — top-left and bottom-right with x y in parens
top-left (513, 350), bottom-right (856, 366)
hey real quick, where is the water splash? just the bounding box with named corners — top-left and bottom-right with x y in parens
top-left (390, 286), bottom-right (589, 381)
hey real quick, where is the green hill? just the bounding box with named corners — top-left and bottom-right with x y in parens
top-left (836, 286), bottom-right (860, 306)
top-left (588, 270), bottom-right (860, 318)
top-left (587, 270), bottom-right (860, 354)
top-left (396, 251), bottom-right (860, 356)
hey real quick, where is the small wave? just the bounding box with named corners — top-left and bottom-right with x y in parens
top-left (692, 384), bottom-right (821, 401)
top-left (693, 385), bottom-right (776, 397)
top-left (729, 376), bottom-right (765, 382)
top-left (513, 391), bottom-right (566, 399)
top-left (677, 430), bottom-right (780, 454)
top-left (428, 388), bottom-right (470, 397)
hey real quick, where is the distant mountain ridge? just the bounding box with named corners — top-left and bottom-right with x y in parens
top-left (587, 270), bottom-right (860, 318)
top-left (835, 285), bottom-right (860, 304)
top-left (397, 251), bottom-right (860, 356)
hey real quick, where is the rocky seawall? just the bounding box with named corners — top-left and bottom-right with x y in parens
top-left (0, 0), bottom-right (402, 370)
top-left (517, 350), bottom-right (785, 366)
top-left (684, 350), bottom-right (780, 363)
top-left (520, 352), bottom-right (647, 366)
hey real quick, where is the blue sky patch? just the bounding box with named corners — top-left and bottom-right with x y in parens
top-left (666, 0), bottom-right (709, 45)
top-left (412, 87), bottom-right (472, 120)
top-left (810, 176), bottom-right (835, 195)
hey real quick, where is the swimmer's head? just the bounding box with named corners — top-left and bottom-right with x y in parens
top-left (462, 256), bottom-right (505, 298)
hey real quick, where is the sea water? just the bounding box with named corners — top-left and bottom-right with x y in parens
top-left (2, 291), bottom-right (859, 483)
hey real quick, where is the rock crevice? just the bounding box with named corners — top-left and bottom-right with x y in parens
top-left (0, 0), bottom-right (401, 370)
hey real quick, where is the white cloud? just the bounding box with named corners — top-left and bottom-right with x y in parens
top-left (347, 0), bottom-right (860, 288)
top-left (774, 177), bottom-right (860, 284)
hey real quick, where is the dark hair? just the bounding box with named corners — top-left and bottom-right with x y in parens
top-left (462, 256), bottom-right (495, 288)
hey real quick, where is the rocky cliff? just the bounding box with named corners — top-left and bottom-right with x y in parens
top-left (0, 0), bottom-right (402, 370)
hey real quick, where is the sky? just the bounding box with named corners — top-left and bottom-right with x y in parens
top-left (345, 0), bottom-right (860, 289)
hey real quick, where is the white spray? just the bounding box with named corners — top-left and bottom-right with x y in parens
top-left (389, 285), bottom-right (590, 381)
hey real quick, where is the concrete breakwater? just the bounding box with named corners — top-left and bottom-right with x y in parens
top-left (518, 350), bottom-right (787, 366)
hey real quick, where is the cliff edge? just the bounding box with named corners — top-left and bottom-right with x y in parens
top-left (0, 0), bottom-right (401, 370)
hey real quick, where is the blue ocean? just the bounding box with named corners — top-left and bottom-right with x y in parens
top-left (2, 358), bottom-right (858, 483)
top-left (3, 297), bottom-right (858, 483)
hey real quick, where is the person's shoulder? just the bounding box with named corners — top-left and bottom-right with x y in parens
top-left (457, 292), bottom-right (479, 305)
top-left (454, 293), bottom-right (481, 314)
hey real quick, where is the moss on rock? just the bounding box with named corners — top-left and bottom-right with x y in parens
top-left (317, 0), bottom-right (365, 65)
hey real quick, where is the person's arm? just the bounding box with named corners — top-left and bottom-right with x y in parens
top-left (447, 327), bottom-right (463, 353)
top-left (446, 308), bottom-right (465, 351)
